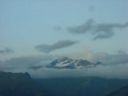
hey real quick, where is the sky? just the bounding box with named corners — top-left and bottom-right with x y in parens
top-left (0, 0), bottom-right (128, 78)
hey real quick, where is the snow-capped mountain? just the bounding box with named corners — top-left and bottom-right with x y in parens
top-left (47, 57), bottom-right (101, 69)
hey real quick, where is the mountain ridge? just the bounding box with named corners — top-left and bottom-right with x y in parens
top-left (46, 57), bottom-right (101, 69)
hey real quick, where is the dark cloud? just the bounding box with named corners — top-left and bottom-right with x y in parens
top-left (0, 47), bottom-right (14, 54)
top-left (35, 40), bottom-right (78, 53)
top-left (68, 19), bottom-right (93, 34)
top-left (67, 19), bottom-right (128, 40)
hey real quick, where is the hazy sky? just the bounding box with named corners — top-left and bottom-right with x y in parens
top-left (0, 0), bottom-right (128, 59)
top-left (0, 0), bottom-right (128, 78)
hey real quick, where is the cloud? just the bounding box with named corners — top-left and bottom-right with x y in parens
top-left (88, 6), bottom-right (95, 13)
top-left (26, 52), bottom-right (128, 78)
top-left (0, 47), bottom-right (14, 54)
top-left (35, 40), bottom-right (78, 53)
top-left (28, 65), bottom-right (43, 70)
top-left (68, 19), bottom-right (93, 34)
top-left (0, 60), bottom-right (5, 71)
top-left (1, 50), bottom-right (128, 79)
top-left (1, 55), bottom-right (54, 72)
top-left (100, 51), bottom-right (128, 65)
top-left (29, 64), bottom-right (128, 79)
top-left (53, 26), bottom-right (62, 31)
top-left (67, 19), bottom-right (128, 40)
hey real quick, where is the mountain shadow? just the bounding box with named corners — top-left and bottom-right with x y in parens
top-left (106, 85), bottom-right (128, 96)
top-left (0, 71), bottom-right (44, 96)
top-left (36, 77), bottom-right (128, 96)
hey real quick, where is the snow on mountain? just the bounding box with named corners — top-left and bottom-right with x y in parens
top-left (46, 57), bottom-right (101, 69)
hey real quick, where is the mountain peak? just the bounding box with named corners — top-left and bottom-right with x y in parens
top-left (47, 57), bottom-right (100, 69)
